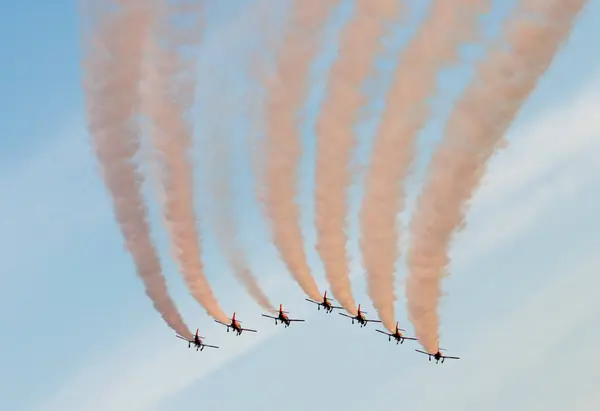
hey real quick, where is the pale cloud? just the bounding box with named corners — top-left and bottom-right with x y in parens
top-left (37, 325), bottom-right (281, 411)
top-left (31, 267), bottom-right (315, 411)
top-left (405, 253), bottom-right (600, 411)
top-left (571, 389), bottom-right (600, 411)
top-left (472, 75), bottom-right (600, 213)
top-left (450, 77), bottom-right (600, 267)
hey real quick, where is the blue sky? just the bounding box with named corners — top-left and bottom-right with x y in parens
top-left (2, 0), bottom-right (600, 410)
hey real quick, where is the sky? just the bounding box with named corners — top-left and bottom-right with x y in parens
top-left (1, 0), bottom-right (600, 410)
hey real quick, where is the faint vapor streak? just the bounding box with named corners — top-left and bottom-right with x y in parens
top-left (210, 133), bottom-right (274, 312)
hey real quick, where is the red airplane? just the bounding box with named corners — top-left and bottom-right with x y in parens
top-left (305, 290), bottom-right (342, 313)
top-left (175, 329), bottom-right (219, 351)
top-left (415, 346), bottom-right (460, 364)
top-left (215, 312), bottom-right (257, 336)
top-left (261, 304), bottom-right (305, 328)
top-left (375, 321), bottom-right (417, 344)
top-left (339, 304), bottom-right (381, 327)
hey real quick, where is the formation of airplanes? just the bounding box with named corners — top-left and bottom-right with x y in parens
top-left (175, 290), bottom-right (460, 364)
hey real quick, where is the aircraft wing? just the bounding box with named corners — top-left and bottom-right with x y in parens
top-left (330, 305), bottom-right (343, 309)
top-left (402, 336), bottom-right (418, 341)
top-left (214, 319), bottom-right (230, 326)
top-left (366, 319), bottom-right (381, 323)
top-left (175, 334), bottom-right (192, 342)
top-left (442, 355), bottom-right (460, 360)
top-left (375, 329), bottom-right (392, 337)
top-left (202, 344), bottom-right (219, 349)
top-left (261, 314), bottom-right (278, 320)
top-left (241, 328), bottom-right (258, 333)
top-left (415, 349), bottom-right (430, 355)
top-left (338, 313), bottom-right (354, 319)
top-left (288, 319), bottom-right (305, 322)
top-left (305, 298), bottom-right (320, 305)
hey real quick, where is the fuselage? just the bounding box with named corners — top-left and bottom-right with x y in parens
top-left (231, 320), bottom-right (242, 332)
top-left (278, 312), bottom-right (290, 324)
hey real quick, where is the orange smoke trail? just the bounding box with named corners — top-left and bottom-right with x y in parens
top-left (406, 0), bottom-right (588, 353)
top-left (360, 0), bottom-right (490, 333)
top-left (262, 1), bottom-right (340, 301)
top-left (210, 133), bottom-right (274, 312)
top-left (142, 0), bottom-right (228, 323)
top-left (314, 0), bottom-right (401, 314)
top-left (80, 0), bottom-right (192, 339)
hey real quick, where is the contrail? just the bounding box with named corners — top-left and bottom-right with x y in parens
top-left (80, 0), bottom-right (192, 339)
top-left (261, 1), bottom-right (340, 301)
top-left (406, 0), bottom-right (588, 353)
top-left (360, 0), bottom-right (490, 333)
top-left (314, 0), bottom-right (401, 314)
top-left (142, 0), bottom-right (229, 323)
top-left (209, 132), bottom-right (274, 312)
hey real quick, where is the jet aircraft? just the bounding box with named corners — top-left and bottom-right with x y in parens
top-left (175, 328), bottom-right (219, 351)
top-left (305, 290), bottom-right (342, 313)
top-left (375, 321), bottom-right (417, 344)
top-left (339, 304), bottom-right (381, 327)
top-left (415, 347), bottom-right (460, 364)
top-left (261, 304), bottom-right (305, 327)
top-left (215, 312), bottom-right (257, 336)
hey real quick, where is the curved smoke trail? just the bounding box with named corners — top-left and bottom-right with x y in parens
top-left (143, 0), bottom-right (228, 323)
top-left (262, 1), bottom-right (340, 301)
top-left (406, 0), bottom-right (588, 353)
top-left (360, 0), bottom-right (490, 333)
top-left (209, 132), bottom-right (274, 312)
top-left (80, 0), bottom-right (192, 339)
top-left (314, 0), bottom-right (401, 314)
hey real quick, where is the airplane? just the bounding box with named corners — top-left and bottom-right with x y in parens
top-left (375, 321), bottom-right (417, 344)
top-left (261, 304), bottom-right (305, 328)
top-left (175, 328), bottom-right (219, 351)
top-left (215, 312), bottom-right (258, 336)
top-left (305, 290), bottom-right (343, 313)
top-left (338, 304), bottom-right (381, 327)
top-left (415, 347), bottom-right (460, 364)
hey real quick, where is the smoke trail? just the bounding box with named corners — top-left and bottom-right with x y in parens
top-left (142, 0), bottom-right (229, 323)
top-left (80, 0), bottom-right (192, 339)
top-left (314, 0), bottom-right (401, 314)
top-left (208, 133), bottom-right (275, 312)
top-left (261, 1), bottom-right (340, 301)
top-left (406, 0), bottom-right (588, 352)
top-left (360, 0), bottom-right (490, 333)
